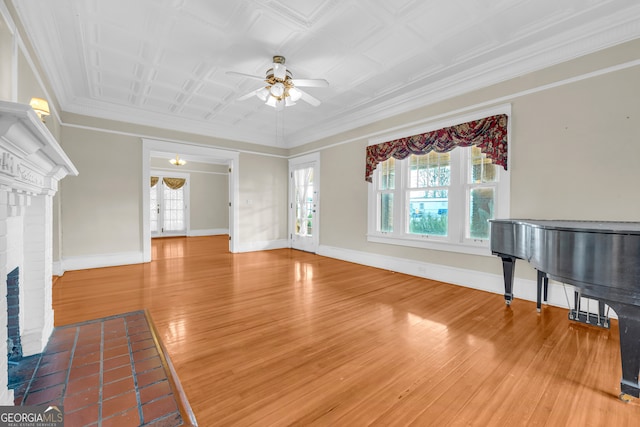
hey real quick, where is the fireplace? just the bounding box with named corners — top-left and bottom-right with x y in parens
top-left (7, 267), bottom-right (22, 362)
top-left (0, 101), bottom-right (78, 404)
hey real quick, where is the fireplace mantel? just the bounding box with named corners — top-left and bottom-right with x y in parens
top-left (0, 100), bottom-right (78, 405)
top-left (0, 101), bottom-right (77, 192)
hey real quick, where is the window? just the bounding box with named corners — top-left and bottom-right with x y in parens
top-left (407, 152), bottom-right (450, 237)
top-left (368, 146), bottom-right (509, 255)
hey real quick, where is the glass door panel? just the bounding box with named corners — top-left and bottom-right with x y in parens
top-left (290, 163), bottom-right (318, 252)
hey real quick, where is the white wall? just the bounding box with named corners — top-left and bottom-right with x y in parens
top-left (60, 127), bottom-right (142, 257)
top-left (237, 152), bottom-right (288, 251)
top-left (186, 163), bottom-right (229, 235)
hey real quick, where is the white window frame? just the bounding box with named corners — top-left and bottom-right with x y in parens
top-left (367, 106), bottom-right (511, 256)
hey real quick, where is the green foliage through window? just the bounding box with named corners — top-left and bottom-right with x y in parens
top-left (409, 212), bottom-right (448, 236)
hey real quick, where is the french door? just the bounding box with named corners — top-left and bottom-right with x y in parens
top-left (150, 175), bottom-right (188, 237)
top-left (289, 154), bottom-right (319, 253)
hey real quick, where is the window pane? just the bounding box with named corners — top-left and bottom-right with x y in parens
top-left (408, 190), bottom-right (448, 236)
top-left (294, 167), bottom-right (314, 236)
top-left (410, 153), bottom-right (450, 188)
top-left (470, 146), bottom-right (497, 183)
top-left (379, 158), bottom-right (395, 190)
top-left (379, 193), bottom-right (393, 232)
top-left (469, 187), bottom-right (495, 239)
top-left (163, 185), bottom-right (185, 232)
top-left (150, 186), bottom-right (158, 233)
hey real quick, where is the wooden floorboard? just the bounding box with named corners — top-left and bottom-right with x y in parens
top-left (53, 236), bottom-right (640, 425)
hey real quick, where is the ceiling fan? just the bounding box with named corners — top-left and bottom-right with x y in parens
top-left (227, 56), bottom-right (329, 111)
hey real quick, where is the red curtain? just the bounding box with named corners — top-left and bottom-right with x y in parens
top-left (365, 114), bottom-right (508, 182)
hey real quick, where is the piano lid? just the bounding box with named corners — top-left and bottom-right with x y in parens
top-left (490, 219), bottom-right (640, 235)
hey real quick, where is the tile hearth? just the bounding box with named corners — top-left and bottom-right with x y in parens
top-left (9, 311), bottom-right (192, 426)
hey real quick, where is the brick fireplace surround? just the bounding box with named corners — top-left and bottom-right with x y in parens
top-left (0, 100), bottom-right (77, 404)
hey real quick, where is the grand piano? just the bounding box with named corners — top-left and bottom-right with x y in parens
top-left (489, 219), bottom-right (640, 400)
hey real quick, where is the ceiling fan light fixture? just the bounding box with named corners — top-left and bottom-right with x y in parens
top-left (265, 96), bottom-right (277, 108)
top-left (285, 97), bottom-right (296, 107)
top-left (273, 63), bottom-right (286, 80)
top-left (272, 55), bottom-right (287, 80)
top-left (288, 87), bottom-right (302, 102)
top-left (270, 82), bottom-right (285, 98)
top-left (256, 87), bottom-right (269, 101)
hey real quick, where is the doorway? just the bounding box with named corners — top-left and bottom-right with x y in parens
top-left (289, 153), bottom-right (320, 253)
top-left (142, 139), bottom-right (239, 261)
top-left (150, 172), bottom-right (189, 237)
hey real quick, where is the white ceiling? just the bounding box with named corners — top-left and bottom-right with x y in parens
top-left (12, 0), bottom-right (640, 149)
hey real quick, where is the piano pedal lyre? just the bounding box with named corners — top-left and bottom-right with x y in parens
top-left (619, 392), bottom-right (634, 403)
top-left (567, 290), bottom-right (610, 329)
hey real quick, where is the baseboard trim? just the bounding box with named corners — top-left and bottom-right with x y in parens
top-left (188, 228), bottom-right (228, 237)
top-left (52, 261), bottom-right (63, 276)
top-left (235, 239), bottom-right (289, 253)
top-left (62, 251), bottom-right (145, 272)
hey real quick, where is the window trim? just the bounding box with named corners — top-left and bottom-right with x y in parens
top-left (367, 106), bottom-right (511, 257)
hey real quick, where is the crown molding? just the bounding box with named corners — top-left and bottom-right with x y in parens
top-left (61, 97), bottom-right (276, 147)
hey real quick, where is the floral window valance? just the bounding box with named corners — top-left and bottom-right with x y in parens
top-left (162, 177), bottom-right (186, 190)
top-left (150, 176), bottom-right (186, 190)
top-left (365, 114), bottom-right (508, 182)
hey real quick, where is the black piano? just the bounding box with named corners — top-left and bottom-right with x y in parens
top-left (489, 219), bottom-right (640, 400)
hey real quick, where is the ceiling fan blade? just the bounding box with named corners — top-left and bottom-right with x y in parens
top-left (237, 89), bottom-right (261, 101)
top-left (226, 71), bottom-right (266, 81)
top-left (299, 89), bottom-right (321, 107)
top-left (291, 78), bottom-right (329, 88)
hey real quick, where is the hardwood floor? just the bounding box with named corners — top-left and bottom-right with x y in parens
top-left (53, 236), bottom-right (640, 426)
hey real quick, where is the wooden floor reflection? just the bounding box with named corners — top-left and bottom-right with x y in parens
top-left (53, 236), bottom-right (640, 425)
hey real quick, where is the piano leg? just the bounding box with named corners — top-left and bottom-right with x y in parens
top-left (499, 256), bottom-right (515, 305)
top-left (613, 305), bottom-right (640, 400)
top-left (536, 270), bottom-right (549, 312)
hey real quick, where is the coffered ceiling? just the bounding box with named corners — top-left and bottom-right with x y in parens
top-left (12, 0), bottom-right (640, 148)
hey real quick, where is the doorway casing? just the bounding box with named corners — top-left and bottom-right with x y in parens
top-left (142, 138), bottom-right (239, 260)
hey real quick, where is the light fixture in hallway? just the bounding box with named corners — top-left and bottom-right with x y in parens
top-left (169, 154), bottom-right (186, 166)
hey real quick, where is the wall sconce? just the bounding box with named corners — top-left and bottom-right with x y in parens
top-left (169, 154), bottom-right (186, 166)
top-left (29, 97), bottom-right (50, 122)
